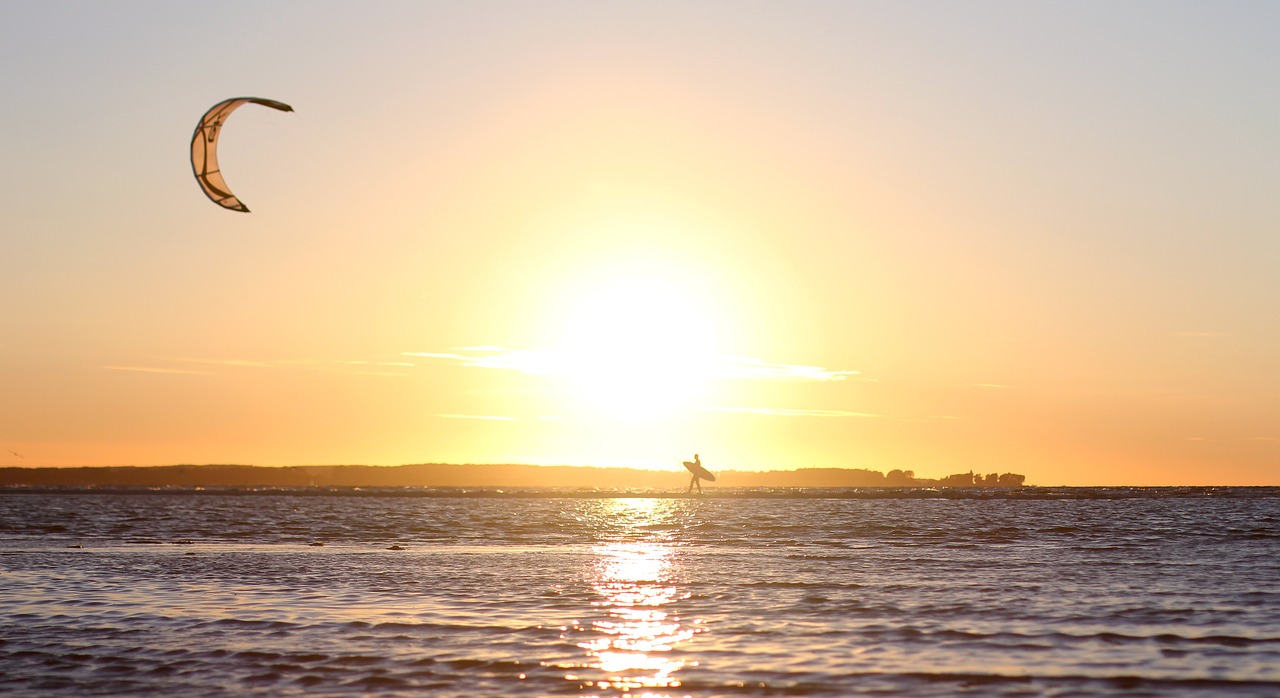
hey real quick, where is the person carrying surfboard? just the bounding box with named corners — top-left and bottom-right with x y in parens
top-left (682, 453), bottom-right (716, 493)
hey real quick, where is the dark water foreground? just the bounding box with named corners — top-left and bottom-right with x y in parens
top-left (2, 488), bottom-right (1278, 696)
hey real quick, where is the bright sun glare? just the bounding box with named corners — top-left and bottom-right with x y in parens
top-left (550, 266), bottom-right (722, 422)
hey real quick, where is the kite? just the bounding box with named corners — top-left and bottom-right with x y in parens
top-left (190, 97), bottom-right (293, 212)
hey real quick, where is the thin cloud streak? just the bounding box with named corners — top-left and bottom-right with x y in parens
top-left (404, 349), bottom-right (558, 374)
top-left (714, 355), bottom-right (859, 382)
top-left (708, 406), bottom-right (880, 418)
top-left (103, 365), bottom-right (214, 375)
top-left (353, 371), bottom-right (411, 377)
top-left (1188, 436), bottom-right (1279, 443)
top-left (405, 347), bottom-right (859, 383)
top-left (175, 358), bottom-right (275, 368)
top-left (173, 357), bottom-right (417, 372)
top-left (103, 357), bottom-right (420, 379)
top-left (433, 413), bottom-right (523, 421)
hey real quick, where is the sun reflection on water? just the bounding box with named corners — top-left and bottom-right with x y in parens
top-left (574, 499), bottom-right (699, 697)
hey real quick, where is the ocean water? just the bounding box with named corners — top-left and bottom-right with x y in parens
top-left (1, 487), bottom-right (1278, 697)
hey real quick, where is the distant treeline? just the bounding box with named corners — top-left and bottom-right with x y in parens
top-left (0, 464), bottom-right (1026, 489)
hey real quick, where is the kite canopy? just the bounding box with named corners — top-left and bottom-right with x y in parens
top-left (190, 97), bottom-right (293, 212)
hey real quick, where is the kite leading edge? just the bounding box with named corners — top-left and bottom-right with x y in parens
top-left (190, 97), bottom-right (293, 213)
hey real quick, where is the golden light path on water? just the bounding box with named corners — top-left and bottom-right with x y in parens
top-left (574, 498), bottom-right (700, 697)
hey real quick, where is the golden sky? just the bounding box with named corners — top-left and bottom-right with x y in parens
top-left (2, 3), bottom-right (1278, 485)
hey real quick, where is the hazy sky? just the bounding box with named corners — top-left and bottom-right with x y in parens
top-left (3, 2), bottom-right (1278, 485)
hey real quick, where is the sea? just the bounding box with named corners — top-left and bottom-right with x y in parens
top-left (1, 487), bottom-right (1278, 697)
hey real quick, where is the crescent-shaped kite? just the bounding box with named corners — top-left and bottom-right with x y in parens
top-left (190, 97), bottom-right (293, 212)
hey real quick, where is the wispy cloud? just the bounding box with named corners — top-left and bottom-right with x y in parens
top-left (177, 357), bottom-right (415, 369)
top-left (1188, 436), bottom-right (1279, 443)
top-left (707, 406), bottom-right (879, 418)
top-left (352, 371), bottom-right (411, 377)
top-left (174, 357), bottom-right (274, 368)
top-left (975, 383), bottom-right (1008, 389)
top-left (712, 355), bottom-right (859, 382)
top-left (164, 357), bottom-right (418, 375)
top-left (106, 357), bottom-right (418, 378)
top-left (433, 413), bottom-right (523, 421)
top-left (405, 347), bottom-right (859, 383)
top-left (404, 348), bottom-right (558, 374)
top-left (103, 365), bottom-right (214, 375)
top-left (337, 360), bottom-right (415, 377)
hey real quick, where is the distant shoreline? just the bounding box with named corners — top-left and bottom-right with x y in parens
top-left (0, 463), bottom-right (1027, 489)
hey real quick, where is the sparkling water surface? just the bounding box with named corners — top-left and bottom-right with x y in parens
top-left (2, 488), bottom-right (1278, 696)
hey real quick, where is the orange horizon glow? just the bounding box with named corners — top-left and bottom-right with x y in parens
top-left (4, 5), bottom-right (1280, 487)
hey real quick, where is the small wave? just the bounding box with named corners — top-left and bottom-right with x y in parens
top-left (231, 650), bottom-right (283, 661)
top-left (860, 627), bottom-right (1280, 649)
top-left (852, 671), bottom-right (1280, 694)
top-left (342, 675), bottom-right (410, 689)
top-left (1153, 633), bottom-right (1280, 647)
top-left (303, 654), bottom-right (388, 668)
top-left (203, 619), bottom-right (296, 630)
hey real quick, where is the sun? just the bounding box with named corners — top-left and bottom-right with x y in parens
top-left (548, 266), bottom-right (722, 422)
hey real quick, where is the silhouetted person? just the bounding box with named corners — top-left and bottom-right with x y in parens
top-left (682, 453), bottom-right (715, 493)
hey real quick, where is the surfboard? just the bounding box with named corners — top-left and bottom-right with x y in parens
top-left (682, 460), bottom-right (716, 482)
